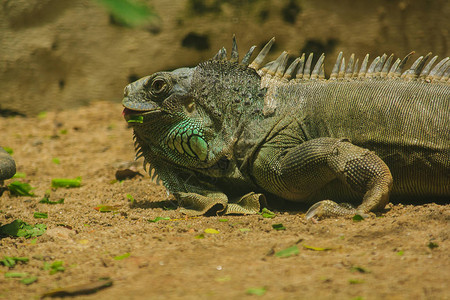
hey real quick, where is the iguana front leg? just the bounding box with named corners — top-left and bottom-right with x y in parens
top-left (176, 191), bottom-right (265, 215)
top-left (251, 137), bottom-right (393, 219)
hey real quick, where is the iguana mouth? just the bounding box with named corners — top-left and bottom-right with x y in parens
top-left (122, 107), bottom-right (161, 123)
top-left (122, 107), bottom-right (144, 116)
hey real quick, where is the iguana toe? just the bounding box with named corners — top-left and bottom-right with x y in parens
top-left (305, 200), bottom-right (359, 220)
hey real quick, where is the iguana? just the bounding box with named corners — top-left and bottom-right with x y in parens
top-left (122, 37), bottom-right (449, 219)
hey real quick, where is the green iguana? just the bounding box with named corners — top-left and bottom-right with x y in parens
top-left (122, 37), bottom-right (449, 219)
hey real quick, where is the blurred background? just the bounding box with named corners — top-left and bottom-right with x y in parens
top-left (0, 0), bottom-right (448, 115)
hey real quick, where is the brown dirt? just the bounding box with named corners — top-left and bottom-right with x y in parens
top-left (0, 101), bottom-right (449, 300)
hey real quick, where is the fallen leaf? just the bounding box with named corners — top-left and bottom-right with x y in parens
top-left (0, 219), bottom-right (46, 238)
top-left (350, 266), bottom-right (369, 273)
top-left (272, 223), bottom-right (286, 230)
top-left (348, 278), bottom-right (365, 284)
top-left (114, 253), bottom-right (130, 260)
top-left (260, 208), bottom-right (275, 218)
top-left (41, 278), bottom-right (113, 298)
top-left (302, 244), bottom-right (332, 251)
top-left (275, 245), bottom-right (299, 258)
top-left (428, 242), bottom-right (438, 249)
top-left (352, 214), bottom-right (364, 222)
top-left (0, 256), bottom-right (29, 268)
top-left (148, 216), bottom-right (170, 222)
top-left (4, 272), bottom-right (28, 278)
top-left (94, 205), bottom-right (120, 213)
top-left (7, 181), bottom-right (36, 197)
top-left (33, 212), bottom-right (48, 219)
top-left (20, 276), bottom-right (38, 285)
top-left (51, 177), bottom-right (81, 188)
top-left (246, 287), bottom-right (266, 296)
top-left (39, 196), bottom-right (64, 204)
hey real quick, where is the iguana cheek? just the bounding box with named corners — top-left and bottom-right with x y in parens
top-left (189, 135), bottom-right (208, 161)
top-left (166, 128), bottom-right (208, 161)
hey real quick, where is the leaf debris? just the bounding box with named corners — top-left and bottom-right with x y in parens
top-left (275, 245), bottom-right (299, 258)
top-left (51, 177), bottom-right (82, 188)
top-left (7, 181), bottom-right (36, 197)
top-left (0, 219), bottom-right (46, 238)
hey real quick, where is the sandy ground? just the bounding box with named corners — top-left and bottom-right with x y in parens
top-left (0, 101), bottom-right (449, 300)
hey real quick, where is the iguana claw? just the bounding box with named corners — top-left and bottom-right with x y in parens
top-left (305, 200), bottom-right (360, 220)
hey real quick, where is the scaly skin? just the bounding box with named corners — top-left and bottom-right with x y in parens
top-left (122, 37), bottom-right (450, 218)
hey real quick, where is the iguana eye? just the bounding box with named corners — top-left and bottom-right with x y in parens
top-left (151, 78), bottom-right (167, 94)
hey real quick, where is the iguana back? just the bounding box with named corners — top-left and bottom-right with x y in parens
top-left (254, 78), bottom-right (449, 200)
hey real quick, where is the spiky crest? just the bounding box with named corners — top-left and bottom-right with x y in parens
top-left (211, 37), bottom-right (450, 84)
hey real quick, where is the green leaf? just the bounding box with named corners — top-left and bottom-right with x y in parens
top-left (96, 0), bottom-right (157, 27)
top-left (260, 207), bottom-right (276, 218)
top-left (59, 129), bottom-right (68, 135)
top-left (246, 287), bottom-right (267, 296)
top-left (126, 194), bottom-right (135, 204)
top-left (114, 253), bottom-right (131, 260)
top-left (219, 218), bottom-right (228, 222)
top-left (12, 172), bottom-right (26, 179)
top-left (272, 223), bottom-right (286, 230)
top-left (396, 250), bottom-right (404, 256)
top-left (37, 111), bottom-right (47, 119)
top-left (275, 245), bottom-right (299, 258)
top-left (127, 115), bottom-right (144, 123)
top-left (0, 256), bottom-right (29, 268)
top-left (350, 266), bottom-right (369, 273)
top-left (51, 177), bottom-right (81, 188)
top-left (52, 158), bottom-right (60, 164)
top-left (348, 278), bottom-right (365, 284)
top-left (39, 196), bottom-right (64, 204)
top-left (204, 228), bottom-right (219, 234)
top-left (239, 228), bottom-right (251, 233)
top-left (34, 212), bottom-right (48, 219)
top-left (47, 261), bottom-right (65, 275)
top-left (0, 219), bottom-right (46, 238)
top-left (94, 205), bottom-right (120, 213)
top-left (428, 242), bottom-right (438, 249)
top-left (4, 272), bottom-right (28, 278)
top-left (7, 181), bottom-right (36, 197)
top-left (20, 276), bottom-right (38, 285)
top-left (195, 234), bottom-right (205, 239)
top-left (0, 257), bottom-right (16, 268)
top-left (3, 147), bottom-right (13, 154)
top-left (148, 216), bottom-right (170, 223)
top-left (352, 214), bottom-right (364, 222)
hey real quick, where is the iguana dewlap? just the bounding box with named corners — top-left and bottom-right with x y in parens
top-left (123, 37), bottom-right (449, 218)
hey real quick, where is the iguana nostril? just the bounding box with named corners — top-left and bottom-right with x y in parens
top-left (123, 85), bottom-right (130, 97)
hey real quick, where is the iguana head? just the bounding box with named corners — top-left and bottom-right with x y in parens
top-left (122, 37), bottom-right (271, 180)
